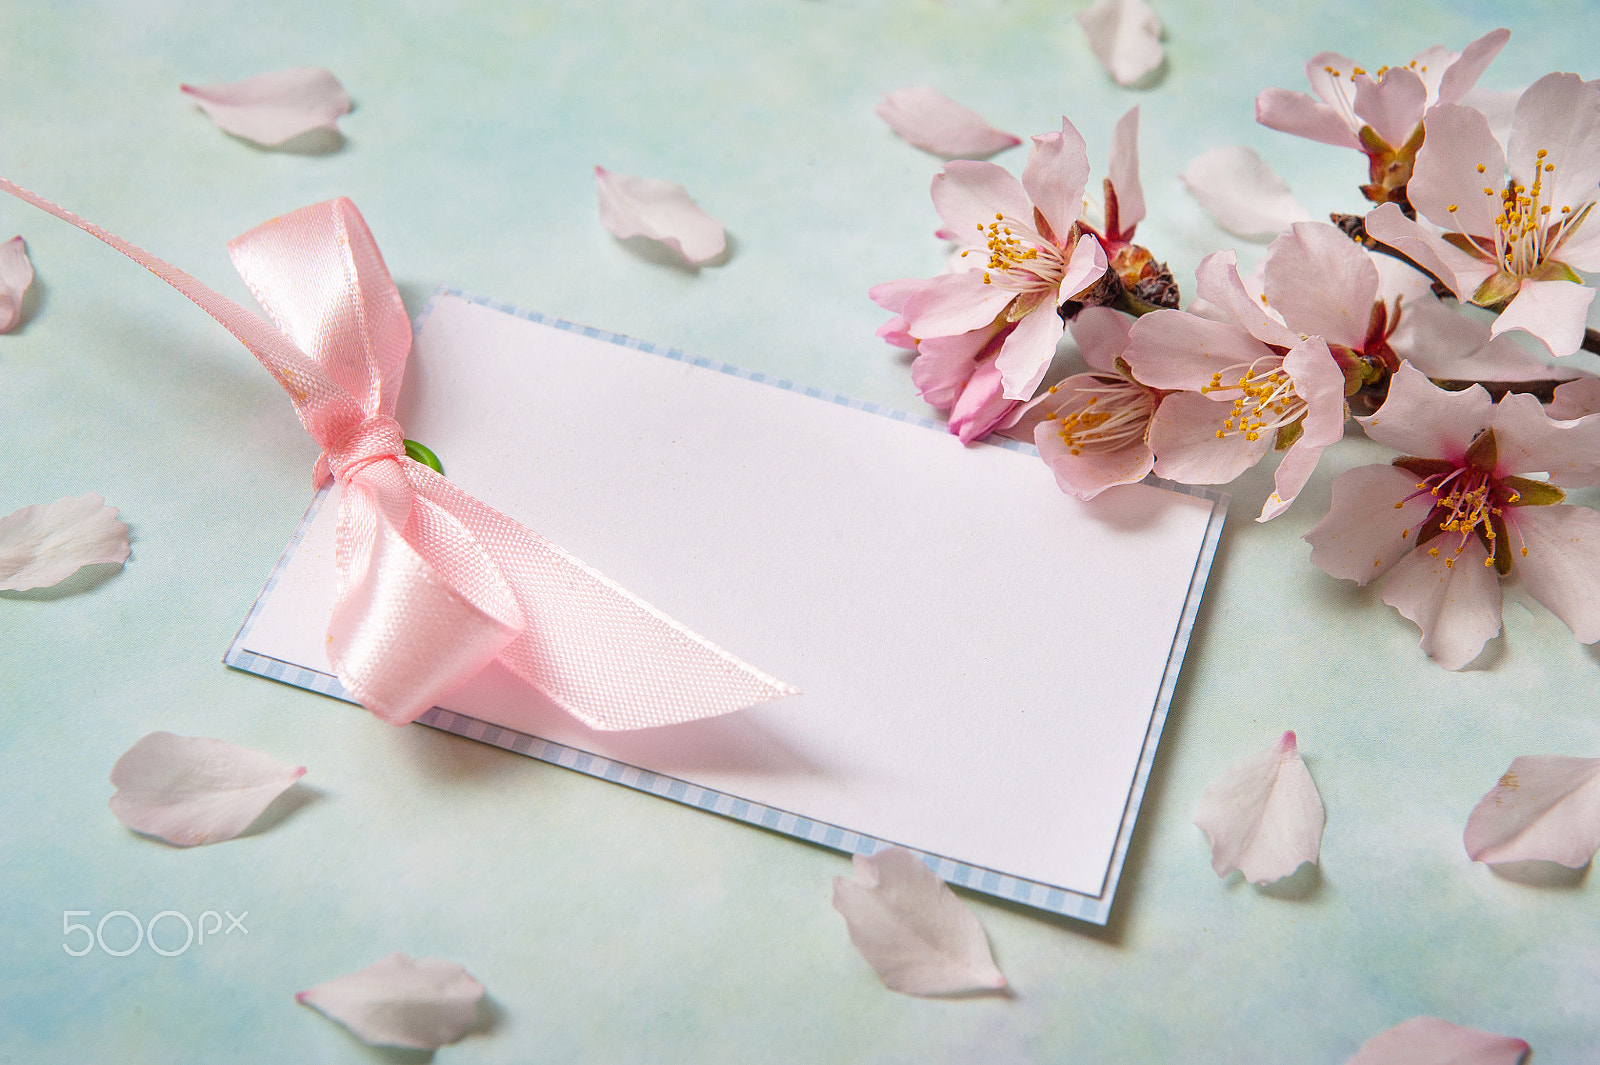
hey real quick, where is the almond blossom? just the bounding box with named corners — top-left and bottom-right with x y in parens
top-left (888, 116), bottom-right (1110, 403)
top-left (1016, 307), bottom-right (1161, 499)
top-left (1364, 72), bottom-right (1600, 357)
top-left (1305, 363), bottom-right (1600, 669)
top-left (1121, 229), bottom-right (1354, 520)
top-left (1256, 29), bottom-right (1509, 207)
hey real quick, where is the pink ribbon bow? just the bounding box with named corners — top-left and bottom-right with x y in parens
top-left (3, 179), bottom-right (797, 728)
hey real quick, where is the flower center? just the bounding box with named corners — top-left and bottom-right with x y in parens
top-left (1199, 360), bottom-right (1306, 442)
top-left (1402, 464), bottom-right (1518, 569)
top-left (1046, 375), bottom-right (1155, 456)
top-left (960, 213), bottom-right (1067, 293)
top-left (1452, 148), bottom-right (1593, 278)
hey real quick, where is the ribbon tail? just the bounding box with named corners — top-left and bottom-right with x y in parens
top-left (0, 177), bottom-right (366, 434)
top-left (408, 464), bottom-right (799, 731)
top-left (330, 465), bottom-right (524, 725)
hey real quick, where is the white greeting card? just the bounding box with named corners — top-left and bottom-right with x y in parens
top-left (228, 289), bottom-right (1225, 924)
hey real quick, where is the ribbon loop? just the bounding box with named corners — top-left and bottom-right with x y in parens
top-left (326, 414), bottom-right (406, 483)
top-left (0, 176), bottom-right (800, 729)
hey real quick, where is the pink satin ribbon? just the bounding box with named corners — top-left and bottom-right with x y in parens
top-left (2, 179), bottom-right (797, 728)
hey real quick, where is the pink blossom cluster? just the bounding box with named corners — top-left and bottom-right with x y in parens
top-left (871, 28), bottom-right (1600, 670)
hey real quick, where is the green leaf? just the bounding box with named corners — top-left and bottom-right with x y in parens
top-left (403, 439), bottom-right (443, 475)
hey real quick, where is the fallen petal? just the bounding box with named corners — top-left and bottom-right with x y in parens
top-left (832, 848), bottom-right (1007, 996)
top-left (1076, 0), bottom-right (1165, 88)
top-left (109, 732), bottom-right (305, 846)
top-left (1346, 1016), bottom-right (1530, 1065)
top-left (0, 492), bottom-right (130, 591)
top-left (594, 166), bottom-right (726, 265)
top-left (875, 86), bottom-right (1021, 159)
top-left (297, 953), bottom-right (485, 1050)
top-left (181, 67), bottom-right (351, 146)
top-left (1181, 146), bottom-right (1312, 241)
top-left (1464, 755), bottom-right (1600, 868)
top-left (0, 235), bottom-right (33, 332)
top-left (1194, 731), bottom-right (1325, 884)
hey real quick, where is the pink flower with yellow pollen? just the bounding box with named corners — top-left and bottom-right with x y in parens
top-left (1255, 29), bottom-right (1509, 207)
top-left (1014, 307), bottom-right (1163, 499)
top-left (1305, 363), bottom-right (1600, 669)
top-left (1365, 72), bottom-right (1600, 357)
top-left (1120, 234), bottom-right (1351, 521)
top-left (887, 116), bottom-right (1110, 402)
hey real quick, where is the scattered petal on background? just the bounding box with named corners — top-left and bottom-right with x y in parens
top-left (1463, 755), bottom-right (1600, 868)
top-left (1076, 0), bottom-right (1165, 88)
top-left (832, 848), bottom-right (1007, 996)
top-left (1194, 731), bottom-right (1325, 884)
top-left (109, 732), bottom-right (305, 846)
top-left (594, 166), bottom-right (727, 265)
top-left (875, 86), bottom-right (1021, 159)
top-left (0, 235), bottom-right (33, 332)
top-left (297, 953), bottom-right (485, 1050)
top-left (181, 67), bottom-right (351, 146)
top-left (1181, 146), bottom-right (1313, 241)
top-left (0, 492), bottom-right (129, 591)
top-left (1345, 1016), bottom-right (1530, 1065)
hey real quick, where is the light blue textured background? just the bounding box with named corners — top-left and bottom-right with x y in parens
top-left (2, 1), bottom-right (1598, 1061)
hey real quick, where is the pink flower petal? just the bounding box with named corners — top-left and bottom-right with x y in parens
top-left (1391, 297), bottom-right (1567, 382)
top-left (1148, 390), bottom-right (1271, 484)
top-left (1411, 104), bottom-right (1508, 236)
top-left (831, 848), bottom-right (1007, 996)
top-left (902, 269), bottom-right (1014, 340)
top-left (1549, 376), bottom-right (1600, 420)
top-left (1464, 755), bottom-right (1600, 867)
top-left (593, 166), bottom-right (726, 265)
top-left (1021, 117), bottom-right (1092, 242)
top-left (1123, 306), bottom-right (1274, 392)
top-left (875, 86), bottom-right (1021, 159)
top-left (1194, 249), bottom-right (1298, 348)
top-left (1363, 203), bottom-right (1494, 301)
top-left (1180, 145), bottom-right (1313, 242)
top-left (1107, 107), bottom-right (1146, 237)
top-left (108, 732), bottom-right (305, 847)
top-left (1075, 0), bottom-right (1165, 88)
top-left (1254, 88), bottom-right (1362, 150)
top-left (993, 292), bottom-right (1065, 400)
top-left (0, 235), bottom-right (33, 332)
top-left (1505, 503), bottom-right (1600, 643)
top-left (1434, 29), bottom-right (1513, 107)
top-left (1263, 222), bottom-right (1378, 350)
top-left (947, 354), bottom-right (1024, 444)
top-left (931, 160), bottom-right (1033, 243)
top-left (1352, 67), bottom-right (1426, 152)
top-left (180, 67), bottom-right (351, 146)
top-left (296, 953), bottom-right (485, 1049)
top-left (0, 492), bottom-right (130, 591)
top-left (1305, 464), bottom-right (1435, 585)
top-left (911, 324), bottom-right (1003, 409)
top-left (1070, 306), bottom-right (1134, 373)
top-left (1506, 73), bottom-right (1600, 217)
top-left (1380, 535), bottom-right (1502, 670)
top-left (1490, 278), bottom-right (1596, 359)
top-left (1487, 390), bottom-right (1600, 484)
top-left (1346, 1016), bottom-right (1529, 1065)
top-left (1357, 362), bottom-right (1491, 459)
top-left (1194, 731), bottom-right (1324, 885)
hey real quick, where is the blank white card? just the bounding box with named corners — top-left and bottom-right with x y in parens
top-left (229, 290), bottom-right (1225, 924)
